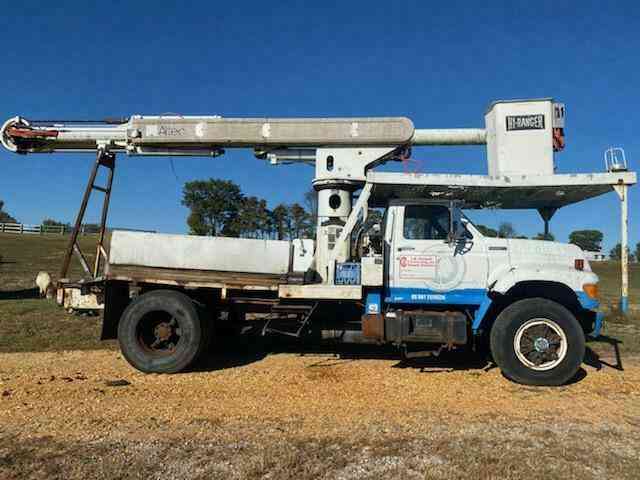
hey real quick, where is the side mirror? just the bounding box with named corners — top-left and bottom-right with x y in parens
top-left (448, 203), bottom-right (465, 245)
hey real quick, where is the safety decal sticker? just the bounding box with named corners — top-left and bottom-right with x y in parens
top-left (399, 255), bottom-right (437, 278)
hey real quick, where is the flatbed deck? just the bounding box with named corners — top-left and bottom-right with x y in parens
top-left (105, 263), bottom-right (294, 291)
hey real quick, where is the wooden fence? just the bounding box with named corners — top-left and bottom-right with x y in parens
top-left (0, 223), bottom-right (155, 235)
top-left (0, 223), bottom-right (97, 235)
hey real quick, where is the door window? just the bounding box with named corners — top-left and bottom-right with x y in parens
top-left (403, 205), bottom-right (450, 240)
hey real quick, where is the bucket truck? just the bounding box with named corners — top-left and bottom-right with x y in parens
top-left (1, 98), bottom-right (636, 386)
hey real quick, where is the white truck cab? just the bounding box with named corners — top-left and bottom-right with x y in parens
top-left (379, 200), bottom-right (598, 307)
top-left (350, 199), bottom-right (601, 385)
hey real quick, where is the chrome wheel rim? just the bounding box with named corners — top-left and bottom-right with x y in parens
top-left (136, 312), bottom-right (182, 357)
top-left (514, 318), bottom-right (567, 371)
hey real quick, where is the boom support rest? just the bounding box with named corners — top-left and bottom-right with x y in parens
top-left (60, 148), bottom-right (115, 281)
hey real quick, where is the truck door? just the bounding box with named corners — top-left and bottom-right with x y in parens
top-left (387, 204), bottom-right (488, 304)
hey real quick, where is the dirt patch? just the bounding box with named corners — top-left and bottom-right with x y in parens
top-left (1, 423), bottom-right (638, 480)
top-left (0, 349), bottom-right (639, 479)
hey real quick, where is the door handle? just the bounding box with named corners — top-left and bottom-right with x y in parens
top-left (397, 246), bottom-right (415, 251)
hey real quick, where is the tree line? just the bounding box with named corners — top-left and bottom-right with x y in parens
top-left (475, 223), bottom-right (636, 261)
top-left (0, 200), bottom-right (16, 223)
top-left (1, 193), bottom-right (638, 260)
top-left (475, 221), bottom-right (558, 241)
top-left (40, 219), bottom-right (101, 233)
top-left (181, 179), bottom-right (316, 240)
top-left (180, 179), bottom-right (639, 260)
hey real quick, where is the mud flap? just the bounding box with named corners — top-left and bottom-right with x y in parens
top-left (101, 281), bottom-right (130, 340)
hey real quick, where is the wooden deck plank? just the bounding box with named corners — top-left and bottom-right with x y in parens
top-left (106, 264), bottom-right (287, 290)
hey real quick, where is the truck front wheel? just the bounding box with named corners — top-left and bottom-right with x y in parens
top-left (118, 290), bottom-right (204, 374)
top-left (490, 298), bottom-right (585, 386)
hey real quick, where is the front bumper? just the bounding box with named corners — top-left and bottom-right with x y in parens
top-left (576, 291), bottom-right (604, 337)
top-left (591, 311), bottom-right (605, 338)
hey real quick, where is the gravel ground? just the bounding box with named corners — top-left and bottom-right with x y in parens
top-left (1, 348), bottom-right (639, 479)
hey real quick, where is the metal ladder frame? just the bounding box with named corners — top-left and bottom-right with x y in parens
top-left (59, 147), bottom-right (115, 281)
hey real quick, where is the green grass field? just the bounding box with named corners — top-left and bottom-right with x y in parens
top-left (0, 233), bottom-right (98, 291)
top-left (0, 234), bottom-right (116, 352)
top-left (591, 261), bottom-right (640, 309)
top-left (0, 233), bottom-right (638, 354)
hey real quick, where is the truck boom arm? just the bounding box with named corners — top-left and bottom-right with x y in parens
top-left (1, 115), bottom-right (486, 156)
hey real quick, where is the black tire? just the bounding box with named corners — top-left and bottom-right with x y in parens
top-left (117, 290), bottom-right (203, 374)
top-left (490, 298), bottom-right (585, 386)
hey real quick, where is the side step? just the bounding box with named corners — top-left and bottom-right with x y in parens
top-left (261, 302), bottom-right (319, 338)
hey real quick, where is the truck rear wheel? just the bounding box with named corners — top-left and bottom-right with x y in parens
top-left (118, 290), bottom-right (204, 373)
top-left (490, 298), bottom-right (585, 386)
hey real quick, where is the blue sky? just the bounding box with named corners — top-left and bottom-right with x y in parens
top-left (0, 0), bottom-right (637, 251)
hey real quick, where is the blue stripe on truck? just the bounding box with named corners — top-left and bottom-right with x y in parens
top-left (385, 288), bottom-right (486, 306)
top-left (385, 287), bottom-right (490, 334)
top-left (383, 289), bottom-right (604, 336)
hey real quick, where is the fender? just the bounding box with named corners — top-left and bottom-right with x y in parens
top-left (490, 264), bottom-right (597, 295)
top-left (472, 265), bottom-right (599, 333)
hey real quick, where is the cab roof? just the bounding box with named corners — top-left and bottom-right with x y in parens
top-left (366, 171), bottom-right (636, 210)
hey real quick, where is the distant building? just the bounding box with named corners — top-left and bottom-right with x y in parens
top-left (584, 250), bottom-right (606, 262)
